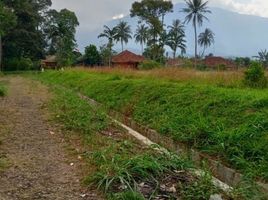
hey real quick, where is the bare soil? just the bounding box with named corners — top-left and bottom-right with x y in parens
top-left (0, 76), bottom-right (102, 200)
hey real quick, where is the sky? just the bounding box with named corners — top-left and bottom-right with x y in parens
top-left (51, 0), bottom-right (268, 55)
top-left (51, 0), bottom-right (268, 33)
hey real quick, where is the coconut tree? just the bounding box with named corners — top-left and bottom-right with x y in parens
top-left (98, 25), bottom-right (116, 66)
top-left (167, 19), bottom-right (187, 58)
top-left (134, 24), bottom-right (148, 54)
top-left (182, 0), bottom-right (211, 66)
top-left (114, 21), bottom-right (132, 52)
top-left (198, 28), bottom-right (214, 57)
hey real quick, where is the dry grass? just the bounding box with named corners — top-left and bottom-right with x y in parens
top-left (72, 66), bottom-right (246, 87)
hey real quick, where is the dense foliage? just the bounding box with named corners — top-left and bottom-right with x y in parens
top-left (1, 0), bottom-right (79, 70)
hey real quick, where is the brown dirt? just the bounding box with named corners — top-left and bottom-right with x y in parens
top-left (0, 76), bottom-right (102, 200)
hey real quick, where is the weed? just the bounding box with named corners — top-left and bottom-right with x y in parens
top-left (181, 171), bottom-right (217, 200)
top-left (109, 191), bottom-right (145, 200)
top-left (87, 143), bottom-right (192, 192)
top-left (0, 85), bottom-right (7, 97)
top-left (231, 178), bottom-right (267, 200)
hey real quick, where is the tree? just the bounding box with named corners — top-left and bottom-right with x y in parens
top-left (134, 24), bottom-right (148, 54)
top-left (0, 2), bottom-right (16, 70)
top-left (198, 28), bottom-right (214, 57)
top-left (2, 0), bottom-right (52, 64)
top-left (130, 0), bottom-right (173, 46)
top-left (99, 44), bottom-right (117, 66)
top-left (84, 45), bottom-right (100, 66)
top-left (114, 21), bottom-right (132, 52)
top-left (98, 25), bottom-right (116, 66)
top-left (255, 49), bottom-right (268, 67)
top-left (166, 20), bottom-right (186, 58)
top-left (46, 9), bottom-right (79, 67)
top-left (182, 0), bottom-right (211, 66)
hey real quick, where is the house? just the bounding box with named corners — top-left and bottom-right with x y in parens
top-left (204, 56), bottom-right (235, 69)
top-left (166, 58), bottom-right (185, 67)
top-left (112, 50), bottom-right (145, 68)
top-left (41, 55), bottom-right (57, 69)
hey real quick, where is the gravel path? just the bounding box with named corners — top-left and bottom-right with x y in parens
top-left (0, 76), bottom-right (101, 200)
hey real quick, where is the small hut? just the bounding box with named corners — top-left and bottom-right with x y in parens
top-left (41, 55), bottom-right (57, 69)
top-left (112, 50), bottom-right (145, 68)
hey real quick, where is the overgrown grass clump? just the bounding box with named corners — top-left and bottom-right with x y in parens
top-left (88, 142), bottom-right (192, 192)
top-left (37, 70), bottom-right (268, 180)
top-left (0, 84), bottom-right (7, 97)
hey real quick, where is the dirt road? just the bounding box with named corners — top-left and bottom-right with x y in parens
top-left (0, 76), bottom-right (101, 200)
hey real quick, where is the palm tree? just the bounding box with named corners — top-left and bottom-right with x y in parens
top-left (98, 25), bottom-right (116, 66)
top-left (134, 24), bottom-right (148, 54)
top-left (182, 0), bottom-right (211, 66)
top-left (114, 21), bottom-right (132, 52)
top-left (167, 19), bottom-right (187, 58)
top-left (198, 28), bottom-right (214, 57)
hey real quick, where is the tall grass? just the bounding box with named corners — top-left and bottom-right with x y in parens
top-left (74, 67), bottom-right (245, 87)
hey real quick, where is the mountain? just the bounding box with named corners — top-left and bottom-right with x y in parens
top-left (76, 3), bottom-right (268, 57)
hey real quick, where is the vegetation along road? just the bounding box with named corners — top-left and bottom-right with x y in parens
top-left (0, 76), bottom-right (102, 200)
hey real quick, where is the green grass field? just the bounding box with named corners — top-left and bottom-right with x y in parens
top-left (36, 69), bottom-right (268, 181)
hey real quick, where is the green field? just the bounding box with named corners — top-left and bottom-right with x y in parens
top-left (36, 69), bottom-right (268, 181)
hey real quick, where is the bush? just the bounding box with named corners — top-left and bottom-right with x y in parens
top-left (4, 57), bottom-right (33, 71)
top-left (138, 60), bottom-right (161, 70)
top-left (244, 62), bottom-right (267, 88)
top-left (196, 64), bottom-right (209, 71)
top-left (217, 64), bottom-right (227, 71)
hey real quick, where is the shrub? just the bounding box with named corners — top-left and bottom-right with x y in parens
top-left (4, 57), bottom-right (33, 71)
top-left (196, 64), bottom-right (209, 71)
top-left (182, 59), bottom-right (194, 68)
top-left (217, 64), bottom-right (227, 71)
top-left (244, 62), bottom-right (267, 88)
top-left (138, 60), bottom-right (161, 70)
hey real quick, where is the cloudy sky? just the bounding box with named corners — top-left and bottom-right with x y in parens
top-left (51, 0), bottom-right (268, 55)
top-left (51, 0), bottom-right (268, 29)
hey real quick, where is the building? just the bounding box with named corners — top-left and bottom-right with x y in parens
top-left (112, 50), bottom-right (145, 68)
top-left (41, 55), bottom-right (57, 69)
top-left (204, 56), bottom-right (235, 69)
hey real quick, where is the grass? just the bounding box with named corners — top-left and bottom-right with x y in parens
top-left (47, 83), bottom-right (225, 200)
top-left (35, 69), bottom-right (268, 181)
top-left (0, 84), bottom-right (7, 97)
top-left (45, 76), bottom-right (267, 199)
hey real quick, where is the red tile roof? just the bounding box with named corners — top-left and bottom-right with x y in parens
top-left (204, 56), bottom-right (234, 67)
top-left (112, 50), bottom-right (145, 63)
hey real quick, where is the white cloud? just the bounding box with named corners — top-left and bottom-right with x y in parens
top-left (112, 14), bottom-right (125, 20)
top-left (210, 0), bottom-right (268, 17)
